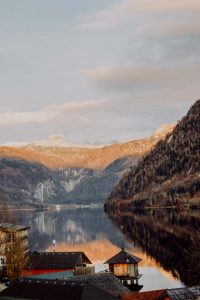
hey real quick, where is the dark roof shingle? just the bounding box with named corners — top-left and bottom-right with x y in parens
top-left (26, 252), bottom-right (91, 270)
top-left (122, 286), bottom-right (200, 300)
top-left (0, 278), bottom-right (118, 300)
top-left (166, 286), bottom-right (200, 300)
top-left (105, 250), bottom-right (142, 265)
top-left (65, 273), bottom-right (129, 297)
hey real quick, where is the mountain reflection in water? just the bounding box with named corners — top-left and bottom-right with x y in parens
top-left (0, 207), bottom-right (193, 290)
top-left (0, 208), bottom-right (126, 251)
top-left (107, 208), bottom-right (200, 287)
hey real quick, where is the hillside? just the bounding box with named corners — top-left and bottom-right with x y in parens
top-left (106, 100), bottom-right (200, 209)
top-left (0, 136), bottom-right (166, 170)
top-left (0, 155), bottom-right (140, 207)
top-left (65, 155), bottom-right (140, 204)
top-left (0, 157), bottom-right (66, 206)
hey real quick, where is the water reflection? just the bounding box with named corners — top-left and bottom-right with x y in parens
top-left (0, 208), bottom-right (125, 251)
top-left (0, 207), bottom-right (187, 291)
top-left (106, 209), bottom-right (200, 286)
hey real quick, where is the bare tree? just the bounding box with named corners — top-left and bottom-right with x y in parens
top-left (4, 237), bottom-right (29, 280)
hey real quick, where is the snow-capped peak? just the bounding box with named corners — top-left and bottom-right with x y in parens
top-left (152, 122), bottom-right (177, 139)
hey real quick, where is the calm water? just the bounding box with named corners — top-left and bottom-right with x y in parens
top-left (1, 207), bottom-right (199, 291)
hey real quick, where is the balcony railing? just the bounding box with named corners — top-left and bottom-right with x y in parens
top-left (74, 266), bottom-right (95, 276)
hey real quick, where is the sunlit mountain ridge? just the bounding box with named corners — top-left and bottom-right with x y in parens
top-left (0, 124), bottom-right (174, 170)
top-left (0, 124), bottom-right (174, 206)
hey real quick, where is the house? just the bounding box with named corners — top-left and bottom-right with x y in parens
top-left (0, 223), bottom-right (29, 273)
top-left (22, 252), bottom-right (92, 276)
top-left (104, 247), bottom-right (142, 290)
top-left (0, 223), bottom-right (29, 255)
top-left (0, 278), bottom-right (119, 300)
top-left (122, 286), bottom-right (200, 300)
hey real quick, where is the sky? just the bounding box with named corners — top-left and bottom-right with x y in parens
top-left (0, 0), bottom-right (199, 144)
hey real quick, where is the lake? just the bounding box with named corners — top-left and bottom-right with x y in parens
top-left (0, 207), bottom-right (199, 291)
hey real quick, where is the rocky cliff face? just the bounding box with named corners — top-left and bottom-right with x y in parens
top-left (64, 155), bottom-right (140, 204)
top-left (106, 100), bottom-right (200, 209)
top-left (0, 157), bottom-right (101, 206)
top-left (0, 158), bottom-right (64, 206)
top-left (57, 168), bottom-right (95, 193)
top-left (0, 156), bottom-right (139, 206)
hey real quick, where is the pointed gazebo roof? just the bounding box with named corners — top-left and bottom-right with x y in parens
top-left (104, 250), bottom-right (142, 265)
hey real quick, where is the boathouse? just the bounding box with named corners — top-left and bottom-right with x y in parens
top-left (23, 251), bottom-right (92, 276)
top-left (105, 247), bottom-right (142, 290)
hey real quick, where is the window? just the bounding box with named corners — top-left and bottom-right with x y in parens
top-left (0, 257), bottom-right (5, 266)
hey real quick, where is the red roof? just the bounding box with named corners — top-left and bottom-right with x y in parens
top-left (123, 286), bottom-right (200, 300)
top-left (122, 290), bottom-right (166, 300)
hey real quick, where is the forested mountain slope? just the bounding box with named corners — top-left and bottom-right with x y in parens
top-left (106, 100), bottom-right (200, 208)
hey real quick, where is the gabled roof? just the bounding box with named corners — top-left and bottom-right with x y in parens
top-left (166, 286), bottom-right (200, 300)
top-left (0, 278), bottom-right (118, 300)
top-left (26, 252), bottom-right (91, 270)
top-left (65, 273), bottom-right (129, 297)
top-left (105, 250), bottom-right (142, 265)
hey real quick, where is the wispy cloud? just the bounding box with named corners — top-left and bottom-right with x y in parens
top-left (79, 0), bottom-right (200, 30)
top-left (78, 64), bottom-right (200, 90)
top-left (0, 0), bottom-right (199, 143)
top-left (0, 100), bottom-right (105, 126)
top-left (133, 20), bottom-right (200, 39)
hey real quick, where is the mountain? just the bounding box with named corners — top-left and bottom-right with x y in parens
top-left (151, 122), bottom-right (177, 139)
top-left (106, 100), bottom-right (200, 209)
top-left (0, 155), bottom-right (139, 207)
top-left (2, 137), bottom-right (119, 149)
top-left (65, 155), bottom-right (140, 204)
top-left (0, 157), bottom-right (65, 206)
top-left (0, 157), bottom-right (100, 207)
top-left (0, 133), bottom-right (170, 170)
top-left (0, 124), bottom-right (174, 207)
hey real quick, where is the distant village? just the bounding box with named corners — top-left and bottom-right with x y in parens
top-left (0, 223), bottom-right (199, 300)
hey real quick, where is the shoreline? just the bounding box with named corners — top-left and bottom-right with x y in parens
top-left (104, 203), bottom-right (200, 212)
top-left (0, 203), bottom-right (104, 212)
